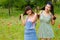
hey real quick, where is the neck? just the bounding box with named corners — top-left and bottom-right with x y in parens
top-left (28, 14), bottom-right (33, 17)
top-left (45, 10), bottom-right (49, 14)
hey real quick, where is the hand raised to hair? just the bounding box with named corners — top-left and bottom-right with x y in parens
top-left (53, 15), bottom-right (56, 20)
top-left (21, 14), bottom-right (23, 17)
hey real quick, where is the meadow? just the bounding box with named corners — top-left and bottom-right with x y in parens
top-left (0, 7), bottom-right (60, 40)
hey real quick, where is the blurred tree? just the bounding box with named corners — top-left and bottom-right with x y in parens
top-left (0, 0), bottom-right (60, 14)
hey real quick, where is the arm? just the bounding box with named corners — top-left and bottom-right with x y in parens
top-left (37, 10), bottom-right (43, 19)
top-left (31, 14), bottom-right (37, 23)
top-left (21, 14), bottom-right (26, 26)
top-left (51, 15), bottom-right (55, 25)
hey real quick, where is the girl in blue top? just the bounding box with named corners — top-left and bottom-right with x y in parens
top-left (21, 6), bottom-right (37, 40)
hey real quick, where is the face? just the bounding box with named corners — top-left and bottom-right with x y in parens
top-left (45, 4), bottom-right (51, 12)
top-left (26, 10), bottom-right (32, 15)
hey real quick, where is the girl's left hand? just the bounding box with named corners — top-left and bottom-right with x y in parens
top-left (53, 15), bottom-right (56, 20)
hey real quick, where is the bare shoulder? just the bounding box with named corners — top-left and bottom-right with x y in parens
top-left (33, 13), bottom-right (37, 18)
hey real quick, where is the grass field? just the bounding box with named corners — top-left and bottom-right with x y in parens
top-left (0, 8), bottom-right (60, 40)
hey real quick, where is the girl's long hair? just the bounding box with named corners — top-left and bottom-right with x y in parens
top-left (41, 1), bottom-right (56, 20)
top-left (23, 6), bottom-right (34, 15)
top-left (19, 6), bottom-right (34, 19)
top-left (41, 1), bottom-right (54, 15)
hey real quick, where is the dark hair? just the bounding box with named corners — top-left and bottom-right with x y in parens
top-left (41, 1), bottom-right (56, 20)
top-left (41, 1), bottom-right (54, 15)
top-left (23, 6), bottom-right (34, 15)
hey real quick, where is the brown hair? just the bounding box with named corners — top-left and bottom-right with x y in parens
top-left (23, 6), bottom-right (34, 15)
top-left (19, 6), bottom-right (34, 20)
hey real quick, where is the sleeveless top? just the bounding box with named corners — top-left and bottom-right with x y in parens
top-left (38, 11), bottom-right (54, 38)
top-left (25, 16), bottom-right (36, 29)
top-left (40, 11), bottom-right (52, 24)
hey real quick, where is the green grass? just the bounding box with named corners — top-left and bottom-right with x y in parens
top-left (0, 8), bottom-right (60, 40)
top-left (0, 17), bottom-right (24, 40)
top-left (0, 8), bottom-right (23, 18)
top-left (54, 6), bottom-right (60, 14)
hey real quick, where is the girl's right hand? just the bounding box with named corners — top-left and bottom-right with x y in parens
top-left (21, 14), bottom-right (23, 17)
top-left (21, 14), bottom-right (26, 26)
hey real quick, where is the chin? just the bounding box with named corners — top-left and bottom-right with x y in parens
top-left (29, 13), bottom-right (32, 15)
